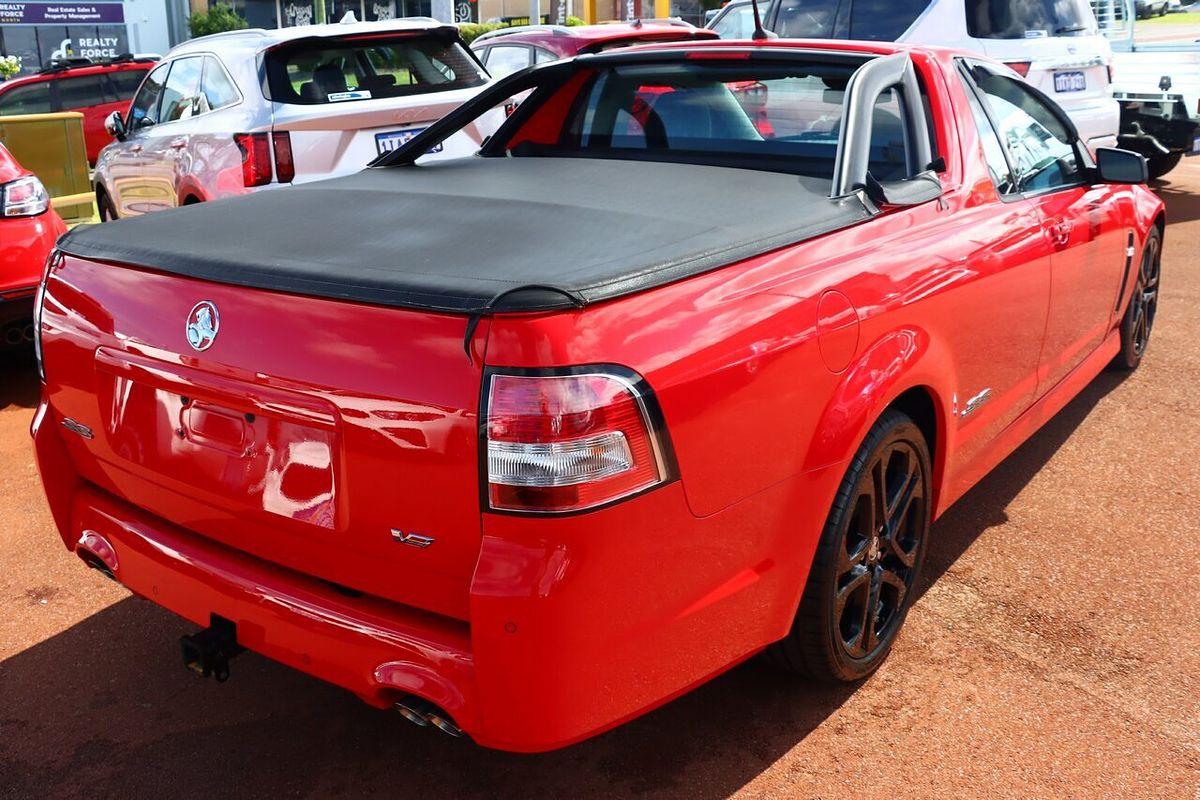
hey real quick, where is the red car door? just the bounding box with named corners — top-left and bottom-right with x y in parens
top-left (966, 66), bottom-right (1128, 392)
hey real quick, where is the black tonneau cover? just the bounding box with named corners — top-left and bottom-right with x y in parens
top-left (58, 158), bottom-right (872, 314)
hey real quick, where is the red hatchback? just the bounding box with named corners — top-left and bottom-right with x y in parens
top-left (37, 40), bottom-right (1162, 752)
top-left (0, 143), bottom-right (64, 348)
top-left (0, 57), bottom-right (157, 164)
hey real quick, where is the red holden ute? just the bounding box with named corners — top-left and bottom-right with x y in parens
top-left (0, 57), bottom-right (157, 164)
top-left (1, 143), bottom-right (65, 349)
top-left (34, 39), bottom-right (1163, 752)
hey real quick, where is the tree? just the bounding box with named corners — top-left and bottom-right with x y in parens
top-left (188, 3), bottom-right (249, 38)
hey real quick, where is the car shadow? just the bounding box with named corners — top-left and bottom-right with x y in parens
top-left (1150, 172), bottom-right (1200, 224)
top-left (0, 346), bottom-right (39, 410)
top-left (0, 367), bottom-right (1128, 799)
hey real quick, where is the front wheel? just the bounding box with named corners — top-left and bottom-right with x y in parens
top-left (1112, 226), bottom-right (1162, 371)
top-left (1147, 152), bottom-right (1182, 180)
top-left (766, 409), bottom-right (932, 682)
top-left (97, 190), bottom-right (117, 222)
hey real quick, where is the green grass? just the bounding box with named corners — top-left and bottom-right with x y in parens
top-left (1135, 11), bottom-right (1200, 25)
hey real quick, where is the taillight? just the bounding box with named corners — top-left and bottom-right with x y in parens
top-left (484, 368), bottom-right (675, 513)
top-left (234, 132), bottom-right (272, 187)
top-left (272, 131), bottom-right (295, 183)
top-left (1, 175), bottom-right (50, 217)
top-left (1004, 61), bottom-right (1032, 78)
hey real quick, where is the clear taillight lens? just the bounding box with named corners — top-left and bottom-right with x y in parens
top-left (485, 369), bottom-right (673, 513)
top-left (234, 132), bottom-right (272, 187)
top-left (1, 175), bottom-right (50, 217)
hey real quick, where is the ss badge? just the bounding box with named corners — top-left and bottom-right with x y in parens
top-left (390, 529), bottom-right (435, 548)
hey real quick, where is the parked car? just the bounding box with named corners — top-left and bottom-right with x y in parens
top-left (470, 21), bottom-right (718, 77)
top-left (0, 143), bottom-right (65, 349)
top-left (764, 0), bottom-right (1121, 153)
top-left (1134, 0), bottom-right (1169, 16)
top-left (1096, 0), bottom-right (1200, 178)
top-left (38, 38), bottom-right (1162, 752)
top-left (706, 0), bottom-right (761, 38)
top-left (0, 56), bottom-right (157, 165)
top-left (93, 19), bottom-right (501, 220)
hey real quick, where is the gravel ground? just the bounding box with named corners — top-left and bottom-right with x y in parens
top-left (1, 166), bottom-right (1199, 800)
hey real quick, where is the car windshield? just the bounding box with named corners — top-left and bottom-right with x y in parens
top-left (265, 33), bottom-right (486, 104)
top-left (508, 59), bottom-right (912, 184)
top-left (966, 0), bottom-right (1096, 38)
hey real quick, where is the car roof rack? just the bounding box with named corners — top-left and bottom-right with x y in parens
top-left (472, 24), bottom-right (578, 44)
top-left (37, 53), bottom-right (159, 74)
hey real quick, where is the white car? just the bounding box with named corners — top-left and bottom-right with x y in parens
top-left (94, 19), bottom-right (501, 219)
top-left (765, 0), bottom-right (1119, 152)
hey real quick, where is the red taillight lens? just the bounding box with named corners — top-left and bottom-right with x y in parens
top-left (1, 175), bottom-right (50, 217)
top-left (234, 132), bottom-right (272, 187)
top-left (485, 370), bottom-right (673, 513)
top-left (272, 131), bottom-right (295, 183)
top-left (1004, 61), bottom-right (1032, 78)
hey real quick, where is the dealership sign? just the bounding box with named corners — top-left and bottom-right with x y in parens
top-left (0, 2), bottom-right (126, 25)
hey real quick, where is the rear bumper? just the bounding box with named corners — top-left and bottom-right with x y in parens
top-left (1057, 97), bottom-right (1120, 153)
top-left (32, 395), bottom-right (835, 752)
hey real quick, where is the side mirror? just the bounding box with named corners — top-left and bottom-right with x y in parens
top-left (1095, 146), bottom-right (1148, 184)
top-left (104, 110), bottom-right (127, 141)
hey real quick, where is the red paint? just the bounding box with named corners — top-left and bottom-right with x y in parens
top-left (0, 61), bottom-right (154, 163)
top-left (33, 42), bottom-right (1163, 752)
top-left (0, 145), bottom-right (65, 329)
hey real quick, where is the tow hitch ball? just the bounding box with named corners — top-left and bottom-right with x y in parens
top-left (180, 615), bottom-right (244, 683)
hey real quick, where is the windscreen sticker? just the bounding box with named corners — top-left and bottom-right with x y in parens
top-left (1023, 29), bottom-right (1048, 38)
top-left (328, 90), bottom-right (372, 102)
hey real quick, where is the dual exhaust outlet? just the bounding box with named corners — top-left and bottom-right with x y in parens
top-left (2, 323), bottom-right (35, 346)
top-left (395, 695), bottom-right (464, 738)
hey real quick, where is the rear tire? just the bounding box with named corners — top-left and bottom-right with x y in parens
top-left (766, 409), bottom-right (932, 682)
top-left (97, 190), bottom-right (117, 222)
top-left (1112, 226), bottom-right (1162, 371)
top-left (1147, 152), bottom-right (1182, 180)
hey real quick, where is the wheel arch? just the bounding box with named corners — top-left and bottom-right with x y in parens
top-left (803, 326), bottom-right (954, 516)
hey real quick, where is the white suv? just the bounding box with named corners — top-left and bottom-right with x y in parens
top-left (94, 20), bottom-right (501, 219)
top-left (764, 0), bottom-right (1119, 152)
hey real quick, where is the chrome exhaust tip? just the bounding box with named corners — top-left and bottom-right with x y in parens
top-left (394, 695), bottom-right (464, 737)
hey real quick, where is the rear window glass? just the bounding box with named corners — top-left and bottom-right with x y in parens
top-left (517, 60), bottom-right (910, 183)
top-left (966, 0), bottom-right (1095, 38)
top-left (266, 35), bottom-right (486, 104)
top-left (772, 0), bottom-right (930, 40)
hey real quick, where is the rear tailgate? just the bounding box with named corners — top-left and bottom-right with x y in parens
top-left (40, 255), bottom-right (485, 620)
top-left (271, 90), bottom-right (504, 182)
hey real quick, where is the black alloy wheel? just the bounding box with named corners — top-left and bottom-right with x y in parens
top-left (1114, 226), bottom-right (1162, 370)
top-left (834, 438), bottom-right (926, 661)
top-left (767, 409), bottom-right (932, 682)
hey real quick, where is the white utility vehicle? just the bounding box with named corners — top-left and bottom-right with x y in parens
top-left (1094, 0), bottom-right (1200, 178)
top-left (763, 0), bottom-right (1120, 152)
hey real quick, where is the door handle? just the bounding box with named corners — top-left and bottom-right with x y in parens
top-left (129, 144), bottom-right (143, 154)
top-left (169, 138), bottom-right (187, 150)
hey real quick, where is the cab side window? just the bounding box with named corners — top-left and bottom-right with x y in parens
top-left (970, 68), bottom-right (1083, 193)
top-left (130, 61), bottom-right (170, 128)
top-left (484, 45), bottom-right (532, 78)
top-left (958, 69), bottom-right (1016, 194)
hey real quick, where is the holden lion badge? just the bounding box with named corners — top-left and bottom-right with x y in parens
top-left (185, 301), bottom-right (220, 352)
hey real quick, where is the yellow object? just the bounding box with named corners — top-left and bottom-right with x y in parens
top-left (654, 0), bottom-right (669, 16)
top-left (0, 111), bottom-right (93, 224)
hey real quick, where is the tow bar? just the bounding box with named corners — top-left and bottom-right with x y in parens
top-left (180, 615), bottom-right (244, 682)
